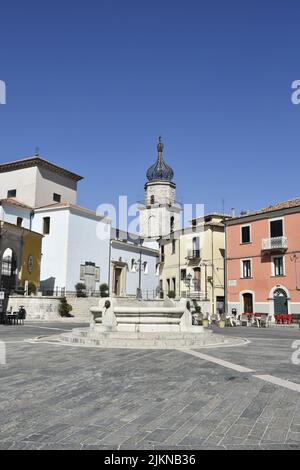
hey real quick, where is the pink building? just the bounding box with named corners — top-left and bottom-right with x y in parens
top-left (225, 198), bottom-right (300, 320)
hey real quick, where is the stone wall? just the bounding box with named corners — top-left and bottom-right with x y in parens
top-left (8, 296), bottom-right (61, 321)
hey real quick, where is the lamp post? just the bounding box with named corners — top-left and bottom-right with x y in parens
top-left (136, 238), bottom-right (144, 299)
top-left (184, 273), bottom-right (193, 297)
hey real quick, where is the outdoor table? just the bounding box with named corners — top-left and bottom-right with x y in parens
top-left (5, 314), bottom-right (17, 325)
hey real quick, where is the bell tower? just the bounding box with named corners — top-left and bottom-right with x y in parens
top-left (139, 138), bottom-right (181, 240)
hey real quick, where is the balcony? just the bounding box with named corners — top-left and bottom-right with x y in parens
top-left (261, 236), bottom-right (288, 252)
top-left (186, 249), bottom-right (201, 260)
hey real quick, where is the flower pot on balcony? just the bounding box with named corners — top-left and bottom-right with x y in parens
top-left (218, 320), bottom-right (225, 328)
top-left (202, 319), bottom-right (209, 328)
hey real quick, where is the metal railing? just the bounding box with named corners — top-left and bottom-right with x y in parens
top-left (39, 288), bottom-right (102, 298)
top-left (262, 236), bottom-right (288, 251)
top-left (186, 249), bottom-right (200, 260)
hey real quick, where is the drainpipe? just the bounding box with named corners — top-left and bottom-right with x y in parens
top-left (137, 243), bottom-right (142, 299)
top-left (204, 263), bottom-right (208, 300)
top-left (29, 210), bottom-right (34, 231)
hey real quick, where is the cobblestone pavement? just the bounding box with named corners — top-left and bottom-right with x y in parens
top-left (0, 322), bottom-right (299, 450)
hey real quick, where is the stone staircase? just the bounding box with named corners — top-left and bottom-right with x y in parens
top-left (58, 327), bottom-right (246, 349)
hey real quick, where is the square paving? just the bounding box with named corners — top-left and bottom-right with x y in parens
top-left (0, 322), bottom-right (300, 450)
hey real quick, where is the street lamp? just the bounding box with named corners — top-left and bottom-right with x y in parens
top-left (135, 238), bottom-right (144, 299)
top-left (184, 273), bottom-right (193, 297)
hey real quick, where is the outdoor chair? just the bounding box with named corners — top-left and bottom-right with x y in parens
top-left (260, 314), bottom-right (269, 328)
top-left (240, 314), bottom-right (249, 326)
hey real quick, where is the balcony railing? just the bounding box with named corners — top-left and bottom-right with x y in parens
top-left (187, 249), bottom-right (201, 260)
top-left (262, 236), bottom-right (288, 251)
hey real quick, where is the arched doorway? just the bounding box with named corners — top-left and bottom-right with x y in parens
top-left (273, 288), bottom-right (288, 315)
top-left (193, 267), bottom-right (201, 291)
top-left (1, 248), bottom-right (17, 291)
top-left (243, 292), bottom-right (253, 313)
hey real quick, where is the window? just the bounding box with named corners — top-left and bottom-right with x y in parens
top-left (131, 259), bottom-right (136, 272)
top-left (7, 189), bottom-right (16, 198)
top-left (143, 261), bottom-right (148, 274)
top-left (241, 225), bottom-right (251, 244)
top-left (43, 217), bottom-right (50, 235)
top-left (170, 216), bottom-right (175, 233)
top-left (171, 239), bottom-right (176, 254)
top-left (172, 277), bottom-right (176, 294)
top-left (181, 269), bottom-right (187, 281)
top-left (242, 259), bottom-right (251, 278)
top-left (270, 219), bottom-right (283, 238)
top-left (160, 245), bottom-right (165, 262)
top-left (16, 217), bottom-right (23, 227)
top-left (150, 195), bottom-right (155, 204)
top-left (192, 237), bottom-right (200, 257)
top-left (53, 193), bottom-right (61, 203)
top-left (273, 256), bottom-right (284, 276)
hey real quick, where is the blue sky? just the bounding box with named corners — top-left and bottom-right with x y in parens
top-left (0, 0), bottom-right (300, 215)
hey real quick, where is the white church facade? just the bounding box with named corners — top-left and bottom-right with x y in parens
top-left (0, 152), bottom-right (160, 297)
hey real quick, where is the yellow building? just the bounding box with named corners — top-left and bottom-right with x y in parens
top-left (0, 221), bottom-right (42, 292)
top-left (159, 213), bottom-right (231, 314)
top-left (20, 228), bottom-right (43, 290)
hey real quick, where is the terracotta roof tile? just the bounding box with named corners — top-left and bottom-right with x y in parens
top-left (0, 198), bottom-right (33, 209)
top-left (0, 156), bottom-right (83, 182)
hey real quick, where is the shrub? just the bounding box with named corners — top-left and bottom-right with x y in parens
top-left (75, 282), bottom-right (87, 298)
top-left (167, 290), bottom-right (176, 299)
top-left (28, 281), bottom-right (37, 295)
top-left (59, 297), bottom-right (73, 317)
top-left (100, 283), bottom-right (109, 297)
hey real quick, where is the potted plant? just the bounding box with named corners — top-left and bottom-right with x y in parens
top-left (58, 297), bottom-right (74, 317)
top-left (218, 313), bottom-right (226, 328)
top-left (28, 281), bottom-right (37, 296)
top-left (167, 290), bottom-right (176, 299)
top-left (202, 313), bottom-right (209, 328)
top-left (100, 283), bottom-right (109, 297)
top-left (75, 282), bottom-right (87, 298)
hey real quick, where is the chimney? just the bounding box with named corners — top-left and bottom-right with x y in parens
top-left (231, 208), bottom-right (236, 217)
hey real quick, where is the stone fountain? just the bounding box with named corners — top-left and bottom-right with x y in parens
top-left (59, 297), bottom-right (240, 349)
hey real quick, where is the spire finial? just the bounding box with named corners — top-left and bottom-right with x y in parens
top-left (157, 136), bottom-right (164, 154)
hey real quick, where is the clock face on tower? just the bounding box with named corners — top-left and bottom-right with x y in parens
top-left (28, 255), bottom-right (33, 273)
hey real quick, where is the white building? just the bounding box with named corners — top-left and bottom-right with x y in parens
top-left (110, 229), bottom-right (159, 298)
top-left (0, 155), bottom-right (82, 208)
top-left (32, 203), bottom-right (110, 293)
top-left (0, 154), bottom-right (111, 294)
top-left (0, 152), bottom-right (160, 297)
